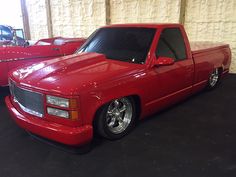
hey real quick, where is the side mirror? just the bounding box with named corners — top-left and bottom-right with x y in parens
top-left (154, 56), bottom-right (175, 66)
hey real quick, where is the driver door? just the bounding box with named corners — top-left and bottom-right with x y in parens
top-left (148, 28), bottom-right (194, 110)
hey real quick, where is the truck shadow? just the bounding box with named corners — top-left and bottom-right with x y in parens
top-left (0, 86), bottom-right (10, 104)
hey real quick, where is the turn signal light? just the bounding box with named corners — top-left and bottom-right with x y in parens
top-left (70, 111), bottom-right (79, 120)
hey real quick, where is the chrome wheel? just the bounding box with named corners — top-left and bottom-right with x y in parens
top-left (106, 98), bottom-right (133, 134)
top-left (209, 69), bottom-right (219, 87)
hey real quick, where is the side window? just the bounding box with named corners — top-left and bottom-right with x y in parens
top-left (156, 28), bottom-right (187, 61)
top-left (0, 29), bottom-right (12, 40)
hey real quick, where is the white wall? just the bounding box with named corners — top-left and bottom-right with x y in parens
top-left (0, 0), bottom-right (23, 28)
top-left (26, 0), bottom-right (48, 39)
top-left (110, 0), bottom-right (181, 23)
top-left (50, 0), bottom-right (106, 37)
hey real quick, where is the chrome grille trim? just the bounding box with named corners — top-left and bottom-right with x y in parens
top-left (13, 98), bottom-right (43, 117)
top-left (9, 80), bottom-right (44, 118)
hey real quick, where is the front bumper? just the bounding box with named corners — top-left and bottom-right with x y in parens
top-left (5, 96), bottom-right (93, 146)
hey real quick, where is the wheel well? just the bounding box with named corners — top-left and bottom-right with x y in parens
top-left (218, 67), bottom-right (223, 75)
top-left (93, 95), bottom-right (142, 128)
top-left (129, 95), bottom-right (142, 122)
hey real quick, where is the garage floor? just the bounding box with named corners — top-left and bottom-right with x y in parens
top-left (0, 75), bottom-right (236, 177)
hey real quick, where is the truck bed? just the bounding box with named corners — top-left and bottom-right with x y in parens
top-left (190, 41), bottom-right (231, 91)
top-left (190, 41), bottom-right (229, 54)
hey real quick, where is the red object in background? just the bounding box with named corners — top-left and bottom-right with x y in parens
top-left (0, 37), bottom-right (86, 86)
top-left (5, 24), bottom-right (231, 146)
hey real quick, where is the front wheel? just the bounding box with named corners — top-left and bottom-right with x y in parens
top-left (207, 68), bottom-right (220, 89)
top-left (95, 97), bottom-right (136, 140)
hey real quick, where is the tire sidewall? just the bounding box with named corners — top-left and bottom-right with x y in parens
top-left (207, 68), bottom-right (220, 90)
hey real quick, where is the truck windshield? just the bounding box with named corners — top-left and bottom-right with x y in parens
top-left (78, 27), bottom-right (156, 64)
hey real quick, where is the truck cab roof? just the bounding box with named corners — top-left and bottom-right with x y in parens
top-left (104, 23), bottom-right (183, 29)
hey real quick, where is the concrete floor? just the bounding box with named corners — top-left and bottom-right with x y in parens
top-left (0, 75), bottom-right (236, 177)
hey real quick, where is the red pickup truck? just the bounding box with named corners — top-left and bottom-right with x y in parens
top-left (0, 37), bottom-right (86, 86)
top-left (5, 24), bottom-right (231, 146)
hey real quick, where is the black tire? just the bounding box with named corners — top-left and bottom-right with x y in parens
top-left (95, 97), bottom-right (136, 140)
top-left (206, 68), bottom-right (220, 90)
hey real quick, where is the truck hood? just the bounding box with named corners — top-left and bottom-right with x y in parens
top-left (11, 52), bottom-right (144, 95)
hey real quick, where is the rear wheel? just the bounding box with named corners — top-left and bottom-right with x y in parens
top-left (207, 68), bottom-right (220, 89)
top-left (95, 97), bottom-right (136, 140)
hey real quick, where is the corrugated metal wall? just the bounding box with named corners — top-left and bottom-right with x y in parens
top-left (25, 0), bottom-right (236, 72)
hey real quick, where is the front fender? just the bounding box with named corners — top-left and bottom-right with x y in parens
top-left (80, 76), bottom-right (144, 125)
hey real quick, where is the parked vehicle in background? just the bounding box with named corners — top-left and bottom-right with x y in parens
top-left (0, 25), bottom-right (25, 46)
top-left (0, 37), bottom-right (86, 86)
top-left (5, 24), bottom-right (231, 147)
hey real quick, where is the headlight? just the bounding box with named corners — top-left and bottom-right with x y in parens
top-left (46, 95), bottom-right (69, 108)
top-left (46, 95), bottom-right (78, 120)
top-left (47, 107), bottom-right (69, 118)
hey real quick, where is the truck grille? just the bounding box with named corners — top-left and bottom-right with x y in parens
top-left (9, 81), bottom-right (44, 117)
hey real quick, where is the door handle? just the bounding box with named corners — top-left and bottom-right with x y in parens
top-left (52, 48), bottom-right (59, 51)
